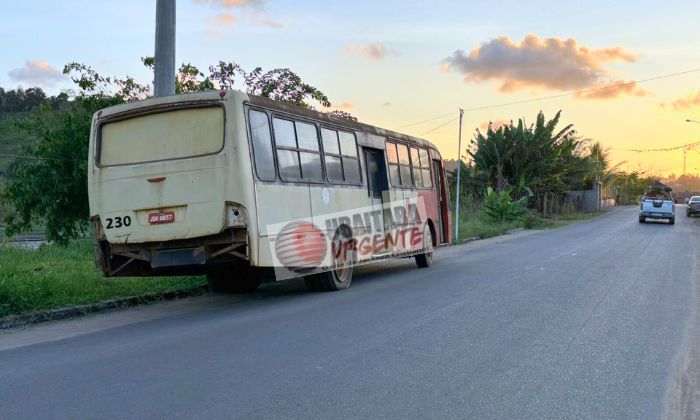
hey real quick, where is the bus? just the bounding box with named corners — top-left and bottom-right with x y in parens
top-left (88, 90), bottom-right (452, 293)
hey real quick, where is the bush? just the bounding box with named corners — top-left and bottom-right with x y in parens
top-left (483, 187), bottom-right (528, 223)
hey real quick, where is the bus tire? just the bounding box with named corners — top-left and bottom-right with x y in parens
top-left (306, 227), bottom-right (354, 291)
top-left (306, 266), bottom-right (353, 291)
top-left (415, 224), bottom-right (433, 268)
top-left (206, 266), bottom-right (260, 294)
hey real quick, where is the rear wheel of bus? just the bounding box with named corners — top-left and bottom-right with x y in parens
top-left (415, 224), bottom-right (433, 268)
top-left (305, 227), bottom-right (354, 291)
top-left (206, 265), bottom-right (261, 294)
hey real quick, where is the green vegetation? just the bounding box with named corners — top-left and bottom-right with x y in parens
top-left (454, 202), bottom-right (603, 243)
top-left (483, 187), bottom-right (528, 223)
top-left (456, 208), bottom-right (523, 240)
top-left (0, 240), bottom-right (205, 318)
top-left (447, 110), bottom-right (655, 242)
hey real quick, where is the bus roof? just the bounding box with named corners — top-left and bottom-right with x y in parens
top-left (94, 90), bottom-right (442, 156)
top-left (247, 94), bottom-right (442, 155)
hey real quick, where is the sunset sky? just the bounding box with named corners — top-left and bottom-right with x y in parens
top-left (3, 0), bottom-right (700, 175)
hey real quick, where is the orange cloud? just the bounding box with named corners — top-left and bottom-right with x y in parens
top-left (346, 43), bottom-right (391, 60)
top-left (443, 34), bottom-right (641, 99)
top-left (575, 80), bottom-right (649, 99)
top-left (664, 90), bottom-right (700, 111)
top-left (215, 12), bottom-right (237, 26)
top-left (336, 101), bottom-right (355, 110)
top-left (8, 60), bottom-right (65, 86)
top-left (479, 119), bottom-right (510, 131)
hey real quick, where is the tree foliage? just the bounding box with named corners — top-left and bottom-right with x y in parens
top-left (466, 111), bottom-right (595, 213)
top-left (448, 110), bottom-right (641, 216)
top-left (2, 95), bottom-right (123, 243)
top-left (65, 57), bottom-right (335, 110)
top-left (483, 187), bottom-right (528, 223)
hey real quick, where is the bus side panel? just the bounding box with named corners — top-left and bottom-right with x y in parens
top-left (254, 183), bottom-right (311, 266)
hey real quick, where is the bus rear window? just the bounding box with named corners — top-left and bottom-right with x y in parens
top-left (98, 106), bottom-right (224, 166)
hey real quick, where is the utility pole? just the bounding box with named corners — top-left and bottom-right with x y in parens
top-left (683, 147), bottom-right (687, 176)
top-left (154, 0), bottom-right (176, 97)
top-left (454, 108), bottom-right (464, 242)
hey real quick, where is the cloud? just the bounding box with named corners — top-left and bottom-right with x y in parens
top-left (442, 34), bottom-right (641, 98)
top-left (381, 102), bottom-right (391, 107)
top-left (479, 119), bottom-right (510, 131)
top-left (335, 102), bottom-right (355, 110)
top-left (8, 60), bottom-right (65, 86)
top-left (663, 90), bottom-right (700, 111)
top-left (252, 12), bottom-right (284, 28)
top-left (195, 0), bottom-right (287, 30)
top-left (215, 12), bottom-right (237, 26)
top-left (346, 43), bottom-right (392, 60)
top-left (574, 80), bottom-right (649, 99)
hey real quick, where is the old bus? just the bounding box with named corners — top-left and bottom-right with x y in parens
top-left (88, 90), bottom-right (452, 293)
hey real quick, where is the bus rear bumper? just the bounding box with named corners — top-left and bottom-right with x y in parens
top-left (95, 227), bottom-right (248, 277)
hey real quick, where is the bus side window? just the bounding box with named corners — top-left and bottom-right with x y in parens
top-left (410, 147), bottom-right (423, 187)
top-left (249, 110), bottom-right (276, 180)
top-left (396, 143), bottom-right (413, 187)
top-left (338, 131), bottom-right (361, 183)
top-left (387, 142), bottom-right (401, 186)
top-left (322, 128), bottom-right (361, 184)
top-left (418, 148), bottom-right (432, 188)
top-left (273, 117), bottom-right (323, 182)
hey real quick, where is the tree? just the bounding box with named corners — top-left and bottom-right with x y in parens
top-left (66, 57), bottom-right (336, 110)
top-left (2, 95), bottom-right (123, 243)
top-left (468, 111), bottom-right (589, 213)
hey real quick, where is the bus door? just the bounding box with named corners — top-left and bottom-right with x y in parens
top-left (364, 148), bottom-right (390, 252)
top-left (433, 159), bottom-right (449, 244)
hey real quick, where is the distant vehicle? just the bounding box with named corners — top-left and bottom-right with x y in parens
top-left (684, 196), bottom-right (690, 205)
top-left (687, 196), bottom-right (700, 217)
top-left (639, 189), bottom-right (675, 224)
top-left (87, 90), bottom-right (452, 293)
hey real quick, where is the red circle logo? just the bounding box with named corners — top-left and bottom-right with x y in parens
top-left (275, 221), bottom-right (327, 273)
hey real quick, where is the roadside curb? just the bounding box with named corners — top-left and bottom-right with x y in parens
top-left (0, 285), bottom-right (208, 330)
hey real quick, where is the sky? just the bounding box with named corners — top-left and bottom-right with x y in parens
top-left (2, 0), bottom-right (700, 175)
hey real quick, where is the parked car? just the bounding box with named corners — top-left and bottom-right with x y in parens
top-left (687, 196), bottom-right (700, 217)
top-left (639, 190), bottom-right (675, 224)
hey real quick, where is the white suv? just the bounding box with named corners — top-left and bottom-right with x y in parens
top-left (639, 192), bottom-right (675, 225)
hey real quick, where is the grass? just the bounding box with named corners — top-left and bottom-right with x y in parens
top-left (454, 205), bottom-right (604, 243)
top-left (524, 210), bottom-right (604, 230)
top-left (0, 239), bottom-right (205, 318)
top-left (454, 207), bottom-right (523, 242)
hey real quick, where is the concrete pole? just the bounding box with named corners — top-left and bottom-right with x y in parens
top-left (154, 0), bottom-right (176, 97)
top-left (454, 108), bottom-right (464, 242)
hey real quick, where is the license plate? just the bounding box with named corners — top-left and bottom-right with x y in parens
top-left (148, 211), bottom-right (175, 224)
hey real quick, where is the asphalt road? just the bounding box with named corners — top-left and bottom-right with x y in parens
top-left (1, 206), bottom-right (698, 419)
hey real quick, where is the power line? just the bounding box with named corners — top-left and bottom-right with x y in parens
top-left (398, 112), bottom-right (455, 128)
top-left (0, 153), bottom-right (77, 162)
top-left (611, 141), bottom-right (700, 153)
top-left (418, 116), bottom-right (460, 136)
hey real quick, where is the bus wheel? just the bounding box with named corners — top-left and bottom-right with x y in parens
top-left (415, 224), bottom-right (433, 268)
top-left (305, 229), bottom-right (354, 291)
top-left (206, 266), bottom-right (260, 294)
